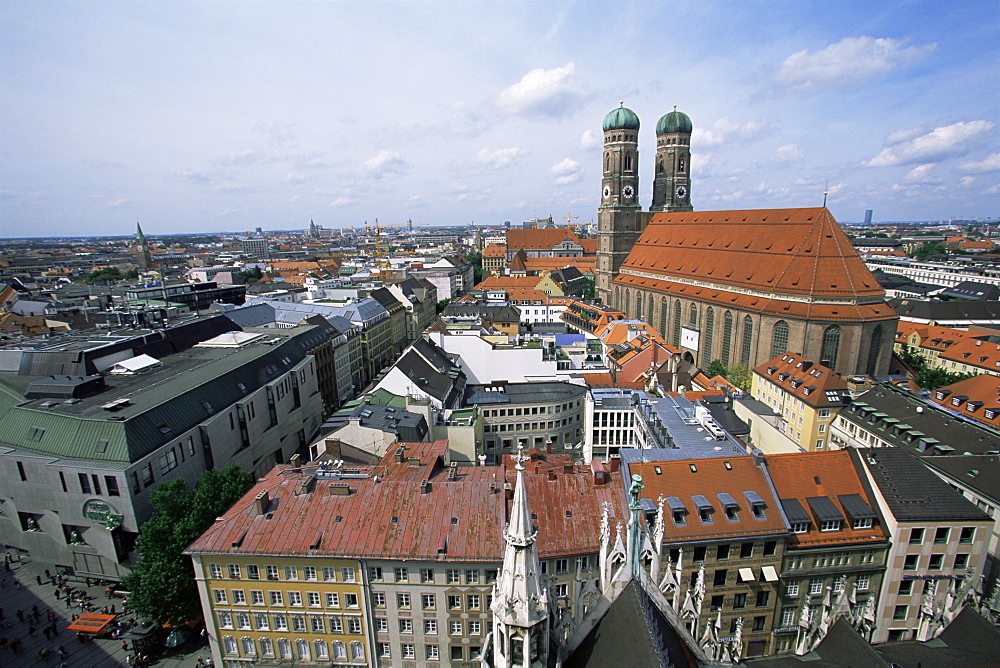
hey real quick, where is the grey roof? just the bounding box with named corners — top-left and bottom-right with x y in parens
top-left (860, 447), bottom-right (991, 522)
top-left (939, 280), bottom-right (1000, 301)
top-left (691, 495), bottom-right (712, 510)
top-left (465, 381), bottom-right (586, 406)
top-left (744, 617), bottom-right (889, 667)
top-left (780, 498), bottom-right (811, 524)
top-left (838, 493), bottom-right (877, 521)
top-left (645, 395), bottom-right (750, 456)
top-left (874, 607), bottom-right (1000, 667)
top-left (218, 302), bottom-right (276, 328)
top-left (806, 496), bottom-right (845, 522)
top-left (891, 298), bottom-right (1000, 321)
top-left (922, 454), bottom-right (1000, 503)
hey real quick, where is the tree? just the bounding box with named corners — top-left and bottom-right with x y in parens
top-left (705, 359), bottom-right (727, 378)
top-left (122, 465), bottom-right (255, 624)
top-left (466, 251), bottom-right (483, 284)
top-left (83, 267), bottom-right (124, 284)
top-left (725, 363), bottom-right (753, 391)
top-left (910, 242), bottom-right (947, 260)
top-left (436, 298), bottom-right (451, 314)
top-left (581, 277), bottom-right (596, 300)
top-left (237, 266), bottom-right (263, 284)
top-left (914, 367), bottom-right (976, 390)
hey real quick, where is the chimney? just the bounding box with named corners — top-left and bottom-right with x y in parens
top-left (289, 454), bottom-right (301, 468)
top-left (545, 439), bottom-right (553, 454)
top-left (504, 481), bottom-right (513, 501)
top-left (608, 454), bottom-right (621, 473)
top-left (547, 470), bottom-right (557, 481)
top-left (328, 483), bottom-right (351, 496)
top-left (489, 481), bottom-right (497, 494)
top-left (395, 446), bottom-right (406, 463)
top-left (420, 479), bottom-right (431, 494)
top-left (324, 438), bottom-right (343, 461)
top-left (254, 490), bottom-right (270, 515)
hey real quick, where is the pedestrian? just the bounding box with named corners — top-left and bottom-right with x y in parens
top-left (55, 588), bottom-right (60, 599)
top-left (110, 604), bottom-right (116, 614)
top-left (44, 569), bottom-right (50, 580)
top-left (43, 626), bottom-right (51, 639)
top-left (196, 657), bottom-right (204, 666)
top-left (28, 625), bottom-right (35, 635)
top-left (16, 609), bottom-right (23, 622)
top-left (121, 639), bottom-right (129, 652)
top-left (35, 575), bottom-right (42, 586)
top-left (58, 645), bottom-right (66, 659)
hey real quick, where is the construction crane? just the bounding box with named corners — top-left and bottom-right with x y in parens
top-left (554, 212), bottom-right (580, 231)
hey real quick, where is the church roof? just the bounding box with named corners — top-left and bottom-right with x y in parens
top-left (616, 208), bottom-right (893, 322)
top-left (506, 226), bottom-right (582, 251)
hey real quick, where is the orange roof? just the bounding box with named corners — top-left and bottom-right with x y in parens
top-left (929, 374), bottom-right (1000, 428)
top-left (617, 207), bottom-right (888, 306)
top-left (631, 457), bottom-right (788, 542)
top-left (482, 243), bottom-right (507, 258)
top-left (506, 226), bottom-right (581, 251)
top-left (753, 352), bottom-right (848, 408)
top-left (579, 238), bottom-right (597, 254)
top-left (764, 451), bottom-right (888, 548)
top-left (475, 275), bottom-right (550, 291)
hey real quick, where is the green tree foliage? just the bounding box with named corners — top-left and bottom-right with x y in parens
top-left (702, 360), bottom-right (752, 391)
top-left (581, 277), bottom-right (595, 300)
top-left (705, 359), bottom-right (727, 378)
top-left (436, 298), bottom-right (451, 314)
top-left (914, 367), bottom-right (976, 390)
top-left (84, 267), bottom-right (124, 284)
top-left (910, 241), bottom-right (948, 260)
top-left (466, 251), bottom-right (483, 284)
top-left (122, 465), bottom-right (255, 624)
top-left (237, 266), bottom-right (264, 284)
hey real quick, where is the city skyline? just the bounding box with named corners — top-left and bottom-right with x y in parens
top-left (2, 1), bottom-right (998, 237)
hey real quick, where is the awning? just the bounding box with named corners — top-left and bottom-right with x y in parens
top-left (806, 496), bottom-right (845, 523)
top-left (761, 565), bottom-right (779, 582)
top-left (738, 567), bottom-right (755, 582)
top-left (67, 612), bottom-right (116, 635)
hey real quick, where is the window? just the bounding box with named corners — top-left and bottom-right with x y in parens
top-left (771, 320), bottom-right (789, 359)
top-left (960, 527), bottom-right (975, 544)
top-left (375, 618), bottom-right (388, 632)
top-left (422, 593), bottom-right (436, 610)
top-left (251, 590), bottom-right (264, 605)
top-left (399, 619), bottom-right (413, 634)
top-left (269, 591), bottom-right (283, 606)
top-left (260, 638), bottom-right (273, 656)
top-left (288, 591), bottom-right (302, 607)
top-left (322, 567), bottom-right (337, 581)
top-left (934, 527), bottom-right (950, 544)
top-left (556, 583), bottom-right (568, 597)
top-left (752, 616), bottom-right (766, 633)
top-left (693, 546), bottom-right (706, 562)
top-left (740, 542), bottom-right (754, 559)
top-left (555, 559), bottom-right (569, 574)
top-left (105, 476), bottom-right (120, 496)
top-left (284, 565), bottom-right (298, 581)
top-left (78, 473), bottom-right (91, 494)
top-left (228, 564), bottom-right (242, 579)
top-left (397, 593), bottom-right (411, 609)
top-left (218, 612), bottom-right (233, 629)
top-left (741, 315), bottom-right (753, 366)
top-left (929, 554), bottom-right (944, 570)
top-left (821, 325), bottom-right (841, 369)
top-left (232, 590), bottom-right (246, 605)
top-left (733, 593), bottom-right (747, 609)
top-left (763, 541), bottom-right (776, 557)
top-left (786, 581), bottom-right (799, 597)
top-left (448, 594), bottom-right (462, 610)
top-left (140, 464), bottom-right (154, 487)
top-left (791, 522), bottom-right (809, 534)
top-left (394, 567), bottom-right (408, 582)
top-left (340, 567), bottom-right (355, 582)
top-left (425, 619), bottom-right (438, 634)
top-left (307, 592), bottom-right (320, 607)
top-left (421, 568), bottom-right (434, 583)
top-left (468, 621), bottom-right (481, 635)
top-left (756, 591), bottom-right (770, 607)
top-left (266, 565), bottom-right (279, 580)
top-left (314, 640), bottom-right (328, 660)
top-left (292, 615), bottom-right (306, 632)
top-left (467, 594), bottom-right (481, 610)
top-left (809, 578), bottom-right (823, 595)
top-left (402, 644), bottom-right (415, 659)
top-left (710, 595), bottom-right (724, 612)
top-left (214, 589), bottom-right (228, 604)
top-left (426, 645), bottom-right (440, 661)
top-left (373, 592), bottom-right (385, 608)
top-left (273, 614), bottom-right (287, 631)
top-left (857, 574), bottom-right (870, 591)
top-left (223, 636), bottom-right (237, 654)
top-left (255, 612), bottom-right (269, 629)
top-left (209, 563), bottom-right (223, 578)
top-left (893, 605), bottom-right (908, 621)
top-left (447, 569), bottom-right (460, 584)
top-left (332, 641), bottom-right (346, 659)
top-left (781, 606), bottom-right (796, 626)
top-left (310, 615), bottom-right (325, 632)
top-left (717, 544), bottom-right (730, 561)
top-left (466, 569), bottom-right (480, 584)
top-left (351, 641), bottom-right (365, 661)
top-left (296, 639), bottom-right (309, 660)
top-left (348, 617), bottom-right (362, 634)
top-left (853, 517), bottom-right (873, 530)
top-left (714, 569), bottom-right (728, 586)
top-left (345, 593), bottom-right (358, 609)
top-left (379, 643), bottom-right (391, 658)
top-left (955, 553), bottom-right (970, 569)
top-left (329, 617), bottom-right (343, 633)
top-left (246, 564), bottom-right (259, 580)
top-left (450, 621), bottom-right (463, 635)
top-left (903, 554), bottom-right (918, 571)
top-left (820, 520), bottom-right (841, 532)
top-left (303, 566), bottom-right (317, 581)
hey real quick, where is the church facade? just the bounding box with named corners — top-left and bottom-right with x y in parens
top-left (595, 105), bottom-right (897, 376)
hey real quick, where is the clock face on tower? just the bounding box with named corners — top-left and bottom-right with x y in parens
top-left (622, 185), bottom-right (635, 199)
top-left (603, 186), bottom-right (611, 199)
top-left (675, 185), bottom-right (688, 200)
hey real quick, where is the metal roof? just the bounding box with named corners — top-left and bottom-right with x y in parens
top-left (806, 496), bottom-right (845, 523)
top-left (837, 493), bottom-right (877, 521)
top-left (780, 497), bottom-right (811, 524)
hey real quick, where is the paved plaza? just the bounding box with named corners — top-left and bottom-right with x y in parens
top-left (0, 551), bottom-right (210, 667)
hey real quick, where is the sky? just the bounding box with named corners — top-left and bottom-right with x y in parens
top-left (2, 1), bottom-right (999, 238)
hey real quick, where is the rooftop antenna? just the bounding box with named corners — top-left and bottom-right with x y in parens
top-left (822, 181), bottom-right (829, 207)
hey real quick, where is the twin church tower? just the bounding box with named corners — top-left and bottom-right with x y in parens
top-left (595, 103), bottom-right (694, 304)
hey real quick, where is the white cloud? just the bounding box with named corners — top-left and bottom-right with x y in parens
top-left (864, 121), bottom-right (995, 167)
top-left (775, 144), bottom-right (803, 164)
top-left (475, 147), bottom-right (525, 170)
top-left (960, 176), bottom-right (977, 188)
top-left (984, 184), bottom-right (1000, 195)
top-left (330, 197), bottom-right (350, 207)
top-left (549, 158), bottom-right (583, 185)
top-left (580, 130), bottom-right (600, 150)
top-left (364, 150), bottom-right (408, 179)
top-left (959, 153), bottom-right (1000, 174)
top-left (692, 117), bottom-right (763, 147)
top-left (775, 36), bottom-right (935, 91)
top-left (905, 164), bottom-right (935, 183)
top-left (497, 63), bottom-right (587, 117)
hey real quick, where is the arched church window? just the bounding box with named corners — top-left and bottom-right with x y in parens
top-left (624, 154), bottom-right (632, 171)
top-left (771, 321), bottom-right (789, 359)
top-left (672, 300), bottom-right (682, 347)
top-left (689, 304), bottom-right (697, 326)
top-left (635, 292), bottom-right (643, 321)
top-left (821, 325), bottom-right (841, 370)
top-left (657, 159), bottom-right (664, 174)
top-left (741, 316), bottom-right (754, 366)
top-left (678, 158), bottom-right (686, 173)
top-left (722, 311), bottom-right (733, 365)
top-left (866, 326), bottom-right (883, 376)
top-left (660, 298), bottom-right (668, 337)
top-left (704, 308), bottom-right (715, 361)
top-left (605, 154), bottom-right (610, 173)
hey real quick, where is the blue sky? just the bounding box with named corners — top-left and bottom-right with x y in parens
top-left (2, 1), bottom-right (998, 237)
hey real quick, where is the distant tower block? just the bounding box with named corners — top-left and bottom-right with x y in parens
top-left (864, 210), bottom-right (873, 225)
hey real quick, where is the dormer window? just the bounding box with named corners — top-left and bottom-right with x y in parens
top-left (791, 522), bottom-right (809, 534)
top-left (853, 517), bottom-right (873, 530)
top-left (820, 520), bottom-right (842, 532)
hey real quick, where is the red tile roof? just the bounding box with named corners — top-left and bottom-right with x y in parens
top-left (929, 374), bottom-right (1000, 428)
top-left (753, 352), bottom-right (849, 408)
top-left (764, 451), bottom-right (888, 548)
top-left (506, 227), bottom-right (582, 251)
